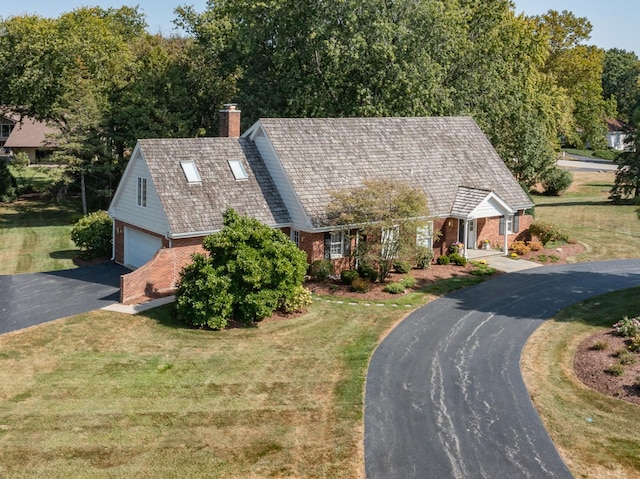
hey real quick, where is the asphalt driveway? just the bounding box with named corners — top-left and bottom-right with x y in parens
top-left (364, 259), bottom-right (640, 478)
top-left (0, 262), bottom-right (130, 335)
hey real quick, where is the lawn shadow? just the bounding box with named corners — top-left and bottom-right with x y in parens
top-left (49, 249), bottom-right (80, 261)
top-left (536, 200), bottom-right (612, 208)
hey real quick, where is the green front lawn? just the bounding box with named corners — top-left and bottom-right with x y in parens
top-left (533, 171), bottom-right (640, 263)
top-left (0, 197), bottom-right (82, 274)
top-left (0, 301), bottom-right (406, 478)
top-left (522, 287), bottom-right (640, 478)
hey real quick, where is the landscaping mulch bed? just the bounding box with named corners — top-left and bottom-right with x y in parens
top-left (575, 330), bottom-right (640, 405)
top-left (305, 263), bottom-right (479, 301)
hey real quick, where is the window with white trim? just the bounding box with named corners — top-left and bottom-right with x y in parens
top-left (499, 213), bottom-right (520, 234)
top-left (330, 231), bottom-right (344, 258)
top-left (180, 160), bottom-right (201, 183)
top-left (137, 177), bottom-right (147, 207)
top-left (290, 229), bottom-right (300, 247)
top-left (381, 225), bottom-right (399, 259)
top-left (417, 221), bottom-right (434, 249)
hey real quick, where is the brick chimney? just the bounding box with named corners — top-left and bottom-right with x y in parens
top-left (219, 103), bottom-right (241, 138)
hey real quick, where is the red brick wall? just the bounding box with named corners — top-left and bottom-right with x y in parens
top-left (120, 241), bottom-right (206, 304)
top-left (432, 213), bottom-right (534, 256)
top-left (118, 215), bottom-right (535, 303)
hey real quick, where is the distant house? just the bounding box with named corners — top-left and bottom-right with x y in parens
top-left (0, 110), bottom-right (58, 163)
top-left (606, 118), bottom-right (629, 151)
top-left (108, 105), bottom-right (533, 303)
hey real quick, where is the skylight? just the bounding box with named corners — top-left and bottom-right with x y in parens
top-left (228, 159), bottom-right (248, 180)
top-left (180, 161), bottom-right (201, 183)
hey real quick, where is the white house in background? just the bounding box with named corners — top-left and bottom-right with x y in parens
top-left (606, 118), bottom-right (629, 151)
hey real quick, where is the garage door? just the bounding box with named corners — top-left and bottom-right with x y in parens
top-left (124, 227), bottom-right (163, 268)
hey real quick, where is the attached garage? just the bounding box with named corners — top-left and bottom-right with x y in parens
top-left (124, 227), bottom-right (163, 268)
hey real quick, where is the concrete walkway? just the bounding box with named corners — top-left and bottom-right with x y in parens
top-left (102, 295), bottom-right (175, 315)
top-left (467, 249), bottom-right (542, 273)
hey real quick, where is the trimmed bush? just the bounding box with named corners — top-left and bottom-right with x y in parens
top-left (437, 255), bottom-right (450, 265)
top-left (340, 269), bottom-right (359, 285)
top-left (528, 240), bottom-right (543, 251)
top-left (400, 275), bottom-right (417, 288)
top-left (510, 241), bottom-right (531, 256)
top-left (280, 285), bottom-right (313, 313)
top-left (351, 277), bottom-right (372, 293)
top-left (528, 221), bottom-right (569, 246)
top-left (310, 259), bottom-right (334, 281)
top-left (416, 247), bottom-right (433, 269)
top-left (393, 260), bottom-right (411, 274)
top-left (448, 252), bottom-right (467, 266)
top-left (542, 167), bottom-right (573, 196)
top-left (383, 282), bottom-right (405, 294)
top-left (358, 263), bottom-right (379, 283)
top-left (70, 210), bottom-right (113, 259)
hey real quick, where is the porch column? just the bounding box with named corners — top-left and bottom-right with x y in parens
top-left (503, 231), bottom-right (508, 256)
top-left (463, 221), bottom-right (469, 259)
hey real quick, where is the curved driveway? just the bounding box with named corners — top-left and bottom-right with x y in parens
top-left (365, 259), bottom-right (640, 478)
top-left (0, 262), bottom-right (129, 335)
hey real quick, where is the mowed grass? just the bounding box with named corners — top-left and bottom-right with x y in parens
top-left (2, 168), bottom-right (640, 477)
top-left (522, 288), bottom-right (640, 478)
top-left (0, 301), bottom-right (408, 478)
top-left (527, 171), bottom-right (640, 477)
top-left (0, 197), bottom-right (82, 274)
top-left (533, 170), bottom-right (640, 262)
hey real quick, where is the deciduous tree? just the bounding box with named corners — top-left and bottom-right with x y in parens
top-left (327, 178), bottom-right (430, 281)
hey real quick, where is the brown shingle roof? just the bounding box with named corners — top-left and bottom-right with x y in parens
top-left (257, 117), bottom-right (532, 227)
top-left (139, 137), bottom-right (290, 235)
top-left (4, 116), bottom-right (58, 148)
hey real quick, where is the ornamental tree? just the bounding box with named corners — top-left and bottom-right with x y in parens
top-left (176, 208), bottom-right (309, 329)
top-left (326, 178), bottom-right (430, 281)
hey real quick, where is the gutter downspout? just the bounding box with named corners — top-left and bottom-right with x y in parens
top-left (110, 216), bottom-right (116, 261)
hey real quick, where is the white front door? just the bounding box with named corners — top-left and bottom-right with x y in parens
top-left (467, 219), bottom-right (477, 249)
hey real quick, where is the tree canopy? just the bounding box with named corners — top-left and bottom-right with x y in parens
top-left (0, 2), bottom-right (636, 206)
top-left (327, 178), bottom-right (430, 280)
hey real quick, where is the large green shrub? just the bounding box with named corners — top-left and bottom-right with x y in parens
top-left (70, 210), bottom-right (112, 259)
top-left (176, 209), bottom-right (309, 329)
top-left (541, 167), bottom-right (573, 196)
top-left (528, 221), bottom-right (569, 246)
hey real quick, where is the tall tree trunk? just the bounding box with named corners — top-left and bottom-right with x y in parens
top-left (81, 169), bottom-right (87, 215)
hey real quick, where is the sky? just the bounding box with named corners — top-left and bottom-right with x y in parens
top-left (513, 0), bottom-right (639, 54)
top-left (3, 1), bottom-right (639, 55)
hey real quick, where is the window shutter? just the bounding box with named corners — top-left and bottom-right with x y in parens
top-left (499, 216), bottom-right (505, 235)
top-left (513, 213), bottom-right (520, 233)
top-left (343, 231), bottom-right (351, 256)
top-left (324, 233), bottom-right (331, 259)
